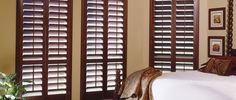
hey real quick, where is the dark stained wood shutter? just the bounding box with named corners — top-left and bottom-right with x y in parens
top-left (150, 0), bottom-right (199, 71)
top-left (107, 0), bottom-right (126, 91)
top-left (19, 0), bottom-right (45, 97)
top-left (81, 0), bottom-right (127, 99)
top-left (151, 0), bottom-right (173, 71)
top-left (175, 0), bottom-right (198, 70)
top-left (16, 0), bottom-right (72, 99)
top-left (85, 0), bottom-right (105, 93)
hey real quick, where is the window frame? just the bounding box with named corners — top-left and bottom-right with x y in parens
top-left (16, 0), bottom-right (73, 99)
top-left (80, 0), bottom-right (128, 99)
top-left (149, 0), bottom-right (199, 71)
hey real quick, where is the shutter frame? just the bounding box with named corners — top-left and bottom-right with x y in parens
top-left (81, 0), bottom-right (127, 100)
top-left (16, 0), bottom-right (72, 99)
top-left (149, 0), bottom-right (199, 71)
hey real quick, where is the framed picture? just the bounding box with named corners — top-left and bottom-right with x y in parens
top-left (208, 36), bottom-right (225, 57)
top-left (208, 7), bottom-right (225, 30)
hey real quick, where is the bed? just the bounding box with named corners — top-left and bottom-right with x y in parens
top-left (150, 56), bottom-right (236, 100)
top-left (151, 71), bottom-right (236, 100)
top-left (117, 56), bottom-right (236, 100)
top-left (151, 56), bottom-right (236, 100)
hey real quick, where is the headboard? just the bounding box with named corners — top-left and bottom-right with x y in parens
top-left (215, 56), bottom-right (236, 75)
top-left (231, 49), bottom-right (236, 56)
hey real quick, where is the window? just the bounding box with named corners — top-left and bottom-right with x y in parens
top-left (149, 0), bottom-right (199, 71)
top-left (81, 0), bottom-right (127, 99)
top-left (16, 0), bottom-right (72, 99)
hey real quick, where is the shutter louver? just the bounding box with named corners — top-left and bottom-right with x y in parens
top-left (107, 0), bottom-right (125, 90)
top-left (86, 63), bottom-right (103, 92)
top-left (17, 0), bottom-right (72, 99)
top-left (175, 0), bottom-right (194, 70)
top-left (107, 62), bottom-right (123, 90)
top-left (153, 0), bottom-right (172, 71)
top-left (82, 0), bottom-right (127, 99)
top-left (47, 0), bottom-right (69, 95)
top-left (22, 64), bottom-right (43, 97)
top-left (151, 0), bottom-right (198, 71)
top-left (85, 0), bottom-right (105, 92)
top-left (22, 0), bottom-right (44, 97)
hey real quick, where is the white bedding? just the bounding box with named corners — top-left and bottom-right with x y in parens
top-left (151, 71), bottom-right (236, 100)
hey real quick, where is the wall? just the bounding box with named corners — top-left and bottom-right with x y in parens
top-left (207, 0), bottom-right (228, 57)
top-left (127, 0), bottom-right (150, 75)
top-left (198, 0), bottom-right (209, 66)
top-left (0, 0), bottom-right (231, 99)
top-left (208, 0), bottom-right (228, 36)
top-left (207, 0), bottom-right (236, 53)
top-left (0, 0), bottom-right (16, 74)
top-left (72, 0), bottom-right (81, 99)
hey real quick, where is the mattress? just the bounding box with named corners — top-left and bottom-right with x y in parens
top-left (151, 71), bottom-right (236, 100)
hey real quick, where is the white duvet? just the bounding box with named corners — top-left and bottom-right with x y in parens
top-left (151, 71), bottom-right (236, 100)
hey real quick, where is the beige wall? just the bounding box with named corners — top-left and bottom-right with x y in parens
top-left (199, 0), bottom-right (209, 67)
top-left (208, 0), bottom-right (228, 36)
top-left (0, 0), bottom-right (234, 99)
top-left (127, 0), bottom-right (150, 75)
top-left (72, 0), bottom-right (81, 99)
top-left (207, 0), bottom-right (228, 55)
top-left (207, 0), bottom-right (236, 53)
top-left (0, 0), bottom-right (16, 74)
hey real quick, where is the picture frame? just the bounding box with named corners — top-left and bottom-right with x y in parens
top-left (208, 7), bottom-right (226, 30)
top-left (208, 36), bottom-right (225, 57)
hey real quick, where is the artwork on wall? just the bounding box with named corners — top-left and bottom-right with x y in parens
top-left (208, 7), bottom-right (226, 30)
top-left (208, 36), bottom-right (225, 57)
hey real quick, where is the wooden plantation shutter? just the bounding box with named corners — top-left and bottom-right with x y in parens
top-left (107, 0), bottom-right (126, 91)
top-left (47, 0), bottom-right (72, 96)
top-left (175, 0), bottom-right (198, 70)
top-left (150, 0), bottom-right (199, 71)
top-left (85, 0), bottom-right (105, 93)
top-left (151, 0), bottom-right (173, 71)
top-left (81, 0), bottom-right (127, 99)
top-left (18, 0), bottom-right (45, 97)
top-left (16, 0), bottom-right (72, 99)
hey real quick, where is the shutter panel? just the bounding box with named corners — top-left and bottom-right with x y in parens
top-left (82, 0), bottom-right (127, 99)
top-left (85, 0), bottom-right (105, 92)
top-left (17, 0), bottom-right (72, 99)
top-left (176, 0), bottom-right (195, 70)
top-left (47, 0), bottom-right (69, 95)
top-left (150, 0), bottom-right (198, 71)
top-left (153, 0), bottom-right (172, 71)
top-left (22, 0), bottom-right (44, 97)
top-left (107, 0), bottom-right (125, 91)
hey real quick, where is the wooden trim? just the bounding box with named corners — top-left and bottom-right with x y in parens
top-left (149, 0), bottom-right (155, 67)
top-left (193, 0), bottom-right (199, 70)
top-left (16, 0), bottom-right (23, 83)
top-left (66, 0), bottom-right (73, 99)
top-left (80, 0), bottom-right (87, 99)
top-left (123, 0), bottom-right (128, 80)
top-left (103, 0), bottom-right (109, 94)
top-left (43, 0), bottom-right (49, 97)
top-left (171, 0), bottom-right (177, 72)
